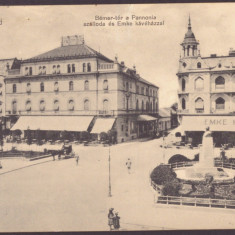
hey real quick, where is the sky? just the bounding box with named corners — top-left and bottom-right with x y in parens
top-left (1, 3), bottom-right (235, 108)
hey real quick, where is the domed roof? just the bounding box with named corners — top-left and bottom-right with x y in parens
top-left (182, 16), bottom-right (198, 44)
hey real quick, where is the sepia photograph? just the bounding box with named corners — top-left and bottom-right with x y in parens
top-left (0, 2), bottom-right (235, 232)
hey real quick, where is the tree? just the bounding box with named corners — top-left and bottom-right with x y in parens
top-left (162, 179), bottom-right (181, 196)
top-left (168, 154), bottom-right (191, 164)
top-left (150, 164), bottom-right (177, 185)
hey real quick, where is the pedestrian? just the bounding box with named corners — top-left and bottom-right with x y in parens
top-left (113, 212), bottom-right (120, 230)
top-left (52, 151), bottom-right (55, 161)
top-left (76, 155), bottom-right (79, 165)
top-left (108, 208), bottom-right (114, 230)
top-left (126, 158), bottom-right (132, 174)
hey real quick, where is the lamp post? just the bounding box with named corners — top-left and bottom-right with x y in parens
top-left (162, 132), bottom-right (165, 164)
top-left (108, 142), bottom-right (112, 197)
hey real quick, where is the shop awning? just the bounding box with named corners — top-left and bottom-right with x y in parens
top-left (91, 118), bottom-right (116, 134)
top-left (137, 115), bottom-right (157, 122)
top-left (181, 115), bottom-right (235, 132)
top-left (11, 116), bottom-right (94, 132)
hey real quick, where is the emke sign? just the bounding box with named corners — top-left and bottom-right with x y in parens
top-left (182, 116), bottom-right (235, 131)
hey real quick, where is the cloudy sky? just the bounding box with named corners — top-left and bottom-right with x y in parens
top-left (1, 3), bottom-right (235, 107)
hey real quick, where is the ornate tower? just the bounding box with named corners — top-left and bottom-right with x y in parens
top-left (181, 16), bottom-right (199, 58)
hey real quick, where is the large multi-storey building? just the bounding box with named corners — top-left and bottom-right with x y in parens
top-left (177, 17), bottom-right (235, 146)
top-left (5, 35), bottom-right (159, 143)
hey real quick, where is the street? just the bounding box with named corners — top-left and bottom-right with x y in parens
top-left (0, 139), bottom-right (235, 231)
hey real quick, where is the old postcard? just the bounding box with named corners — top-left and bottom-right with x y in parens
top-left (0, 3), bottom-right (235, 232)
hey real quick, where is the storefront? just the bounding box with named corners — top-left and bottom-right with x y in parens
top-left (179, 115), bottom-right (235, 146)
top-left (137, 115), bottom-right (157, 138)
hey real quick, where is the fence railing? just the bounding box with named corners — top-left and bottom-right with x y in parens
top-left (157, 195), bottom-right (235, 209)
top-left (214, 160), bottom-right (235, 170)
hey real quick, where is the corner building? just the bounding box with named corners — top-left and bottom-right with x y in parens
top-left (177, 17), bottom-right (235, 146)
top-left (6, 35), bottom-right (159, 143)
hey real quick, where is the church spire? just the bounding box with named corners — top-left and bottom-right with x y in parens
top-left (188, 14), bottom-right (191, 30)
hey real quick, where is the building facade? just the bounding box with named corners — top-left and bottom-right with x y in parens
top-left (5, 35), bottom-right (159, 143)
top-left (177, 17), bottom-right (235, 146)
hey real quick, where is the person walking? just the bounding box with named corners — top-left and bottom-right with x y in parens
top-left (76, 155), bottom-right (79, 165)
top-left (108, 208), bottom-right (115, 231)
top-left (126, 158), bottom-right (132, 174)
top-left (113, 212), bottom-right (120, 230)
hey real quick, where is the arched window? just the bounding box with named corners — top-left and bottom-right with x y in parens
top-left (182, 78), bottom-right (186, 91)
top-left (215, 76), bottom-right (225, 89)
top-left (57, 65), bottom-right (60, 74)
top-left (69, 81), bottom-right (74, 91)
top-left (216, 97), bottom-right (225, 110)
top-left (12, 100), bottom-right (17, 114)
top-left (72, 64), bottom-right (75, 73)
top-left (156, 102), bottom-right (158, 112)
top-left (126, 82), bottom-right (129, 91)
top-left (146, 101), bottom-right (149, 111)
top-left (103, 99), bottom-right (109, 112)
top-left (84, 99), bottom-right (89, 111)
top-left (84, 80), bottom-right (89, 90)
top-left (42, 66), bottom-right (46, 74)
top-left (25, 100), bottom-right (31, 111)
top-left (40, 82), bottom-right (44, 92)
top-left (54, 81), bottom-right (59, 92)
top-left (39, 100), bottom-right (45, 111)
top-left (103, 80), bottom-right (108, 90)
top-left (68, 99), bottom-right (74, 111)
top-left (187, 45), bottom-right (190, 56)
top-left (26, 83), bottom-right (31, 93)
top-left (13, 84), bottom-right (16, 93)
top-left (83, 63), bottom-right (86, 72)
top-left (197, 62), bottom-right (201, 68)
top-left (182, 98), bottom-right (186, 110)
top-left (195, 77), bottom-right (204, 90)
top-left (67, 64), bottom-right (71, 73)
top-left (183, 62), bottom-right (187, 68)
top-left (52, 65), bottom-right (56, 74)
top-left (195, 97), bottom-right (204, 113)
top-left (142, 100), bottom-right (144, 112)
top-left (39, 66), bottom-right (42, 75)
top-left (87, 63), bottom-right (91, 72)
top-left (136, 99), bottom-right (139, 110)
top-left (54, 100), bottom-right (59, 111)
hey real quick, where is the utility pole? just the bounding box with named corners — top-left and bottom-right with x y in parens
top-left (108, 143), bottom-right (112, 197)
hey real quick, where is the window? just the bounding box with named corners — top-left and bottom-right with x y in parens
top-left (197, 62), bottom-right (201, 68)
top-left (126, 82), bottom-right (129, 91)
top-left (146, 101), bottom-right (149, 111)
top-left (69, 81), bottom-right (74, 91)
top-left (215, 76), bottom-right (225, 89)
top-left (141, 87), bottom-right (144, 95)
top-left (121, 125), bottom-right (124, 131)
top-left (187, 45), bottom-right (190, 56)
top-left (136, 99), bottom-right (139, 110)
top-left (182, 98), bottom-right (186, 110)
top-left (150, 102), bottom-right (152, 111)
top-left (13, 84), bottom-right (16, 93)
top-left (195, 77), bottom-right (204, 90)
top-left (42, 66), bottom-right (46, 74)
top-left (6, 63), bottom-right (9, 70)
top-left (26, 83), bottom-right (31, 93)
top-left (142, 100), bottom-right (144, 112)
top-left (25, 67), bottom-right (29, 75)
top-left (182, 78), bottom-right (186, 91)
top-left (72, 64), bottom-right (75, 73)
top-left (57, 65), bottom-right (60, 74)
top-left (84, 80), bottom-right (89, 90)
top-left (25, 100), bottom-right (31, 111)
top-left (218, 63), bottom-right (222, 68)
top-left (146, 88), bottom-right (149, 96)
top-left (40, 100), bottom-right (45, 111)
top-left (54, 81), bottom-right (59, 92)
top-left (183, 62), bottom-right (187, 68)
top-left (156, 102), bottom-right (158, 111)
top-left (52, 65), bottom-right (56, 74)
top-left (84, 99), bottom-right (89, 111)
top-left (103, 80), bottom-right (108, 91)
top-left (12, 100), bottom-right (17, 114)
top-left (83, 63), bottom-right (86, 72)
top-left (87, 63), bottom-right (91, 72)
top-left (29, 67), bottom-right (32, 75)
top-left (40, 82), bottom-right (44, 92)
top-left (68, 99), bottom-right (74, 111)
top-left (54, 100), bottom-right (59, 111)
top-left (103, 99), bottom-right (109, 112)
top-left (195, 98), bottom-right (204, 113)
top-left (39, 66), bottom-right (42, 75)
top-left (216, 97), bottom-right (225, 110)
top-left (136, 85), bottom-right (139, 94)
top-left (67, 64), bottom-right (71, 73)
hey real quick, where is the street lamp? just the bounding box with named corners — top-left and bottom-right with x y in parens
top-left (108, 142), bottom-right (112, 197)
